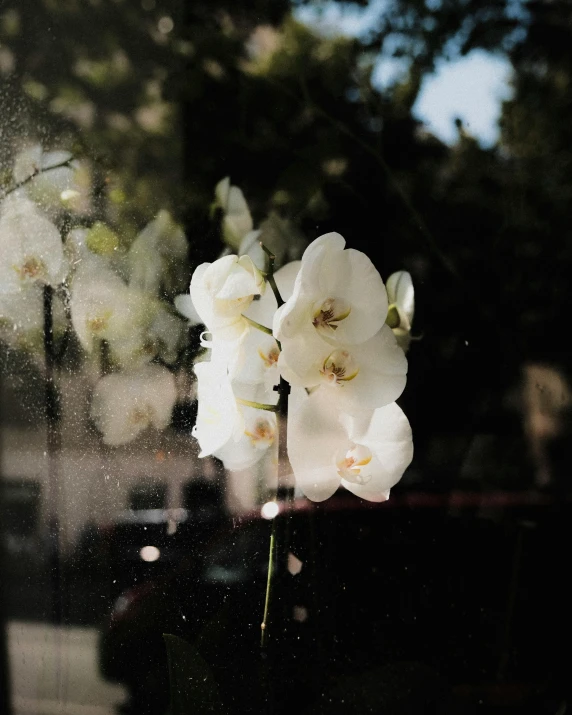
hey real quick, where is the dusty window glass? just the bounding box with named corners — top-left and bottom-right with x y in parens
top-left (1, 1), bottom-right (571, 714)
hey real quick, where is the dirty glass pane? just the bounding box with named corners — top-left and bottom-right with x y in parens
top-left (1, 1), bottom-right (571, 714)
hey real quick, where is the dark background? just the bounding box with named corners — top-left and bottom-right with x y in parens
top-left (1, 0), bottom-right (572, 713)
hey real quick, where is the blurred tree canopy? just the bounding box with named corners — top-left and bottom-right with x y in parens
top-left (1, 0), bottom-right (570, 487)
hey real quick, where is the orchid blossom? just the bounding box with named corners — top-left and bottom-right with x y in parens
top-left (386, 270), bottom-right (415, 352)
top-left (287, 390), bottom-right (413, 502)
top-left (175, 254), bottom-right (265, 342)
top-left (90, 365), bottom-right (177, 446)
top-left (0, 195), bottom-right (68, 294)
top-left (13, 145), bottom-right (89, 215)
top-left (189, 230), bottom-right (413, 503)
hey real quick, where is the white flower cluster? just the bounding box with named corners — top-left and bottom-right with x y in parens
top-left (0, 145), bottom-right (184, 446)
top-left (179, 232), bottom-right (415, 502)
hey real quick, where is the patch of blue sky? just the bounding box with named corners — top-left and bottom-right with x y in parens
top-left (412, 51), bottom-right (513, 147)
top-left (294, 0), bottom-right (522, 147)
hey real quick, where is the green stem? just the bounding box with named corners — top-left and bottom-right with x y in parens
top-left (242, 315), bottom-right (273, 336)
top-left (236, 397), bottom-right (278, 412)
top-left (260, 518), bottom-right (276, 648)
top-left (260, 243), bottom-right (285, 308)
top-left (260, 376), bottom-right (290, 649)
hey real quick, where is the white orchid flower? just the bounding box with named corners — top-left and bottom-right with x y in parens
top-left (13, 145), bottom-right (90, 215)
top-left (70, 259), bottom-right (137, 352)
top-left (146, 306), bottom-right (184, 365)
top-left (0, 195), bottom-right (67, 293)
top-left (278, 324), bottom-right (407, 415)
top-left (0, 285), bottom-right (66, 353)
top-left (273, 232), bottom-right (389, 349)
top-left (193, 341), bottom-right (284, 471)
top-left (90, 365), bottom-right (177, 446)
top-left (287, 390), bottom-right (413, 502)
top-left (386, 270), bottom-right (415, 353)
top-left (214, 177), bottom-right (253, 251)
top-left (70, 258), bottom-right (177, 368)
top-left (197, 259), bottom-right (301, 386)
top-left (214, 404), bottom-right (278, 471)
top-left (193, 359), bottom-right (277, 470)
top-left (233, 260), bottom-right (301, 387)
top-left (128, 210), bottom-right (188, 296)
top-left (192, 360), bottom-right (241, 457)
top-left (176, 254), bottom-right (264, 341)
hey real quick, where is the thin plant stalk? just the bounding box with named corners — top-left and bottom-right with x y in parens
top-left (1, 158), bottom-right (74, 200)
top-left (43, 285), bottom-right (66, 705)
top-left (260, 244), bottom-right (289, 648)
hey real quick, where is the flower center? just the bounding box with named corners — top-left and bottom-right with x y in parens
top-left (87, 311), bottom-right (111, 334)
top-left (258, 343), bottom-right (280, 369)
top-left (320, 349), bottom-right (359, 386)
top-left (335, 444), bottom-right (372, 484)
top-left (16, 256), bottom-right (46, 281)
top-left (312, 298), bottom-right (351, 333)
top-left (245, 417), bottom-right (275, 449)
top-left (130, 404), bottom-right (153, 426)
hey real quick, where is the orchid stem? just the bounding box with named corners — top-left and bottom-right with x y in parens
top-left (260, 376), bottom-right (290, 649)
top-left (260, 243), bottom-right (285, 308)
top-left (260, 517), bottom-right (277, 647)
top-left (236, 397), bottom-right (278, 413)
top-left (243, 315), bottom-right (273, 336)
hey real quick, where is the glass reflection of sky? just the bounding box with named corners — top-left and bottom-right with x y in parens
top-left (296, 0), bottom-right (514, 147)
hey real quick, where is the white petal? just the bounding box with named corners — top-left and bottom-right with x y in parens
top-left (90, 365), bottom-right (176, 446)
top-left (215, 407), bottom-right (276, 471)
top-left (174, 293), bottom-right (202, 324)
top-left (188, 263), bottom-right (214, 327)
top-left (193, 361), bottom-right (239, 457)
top-left (298, 232), bottom-right (346, 288)
top-left (0, 196), bottom-right (67, 292)
top-left (216, 257), bottom-right (261, 300)
top-left (341, 402), bottom-right (413, 501)
top-left (276, 326), bottom-right (329, 387)
top-left (318, 248), bottom-right (388, 344)
top-left (215, 177), bottom-right (230, 208)
top-left (317, 325), bottom-right (407, 414)
top-left (287, 390), bottom-right (347, 501)
top-left (13, 145), bottom-right (42, 183)
top-left (387, 271), bottom-right (414, 329)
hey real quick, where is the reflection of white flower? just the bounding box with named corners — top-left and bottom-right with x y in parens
top-left (128, 210), bottom-right (188, 296)
top-left (215, 177), bottom-right (253, 251)
top-left (70, 258), bottom-right (183, 368)
top-left (238, 212), bottom-right (305, 270)
top-left (13, 145), bottom-right (90, 215)
top-left (0, 285), bottom-right (66, 352)
top-left (0, 195), bottom-right (67, 293)
top-left (176, 254), bottom-right (264, 341)
top-left (90, 365), bottom-right (177, 446)
top-left (273, 232), bottom-right (389, 347)
top-left (386, 271), bottom-right (415, 353)
top-left (288, 390), bottom-right (413, 502)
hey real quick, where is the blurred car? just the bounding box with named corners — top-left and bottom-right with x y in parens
top-left (63, 480), bottom-right (227, 625)
top-left (98, 489), bottom-right (572, 715)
